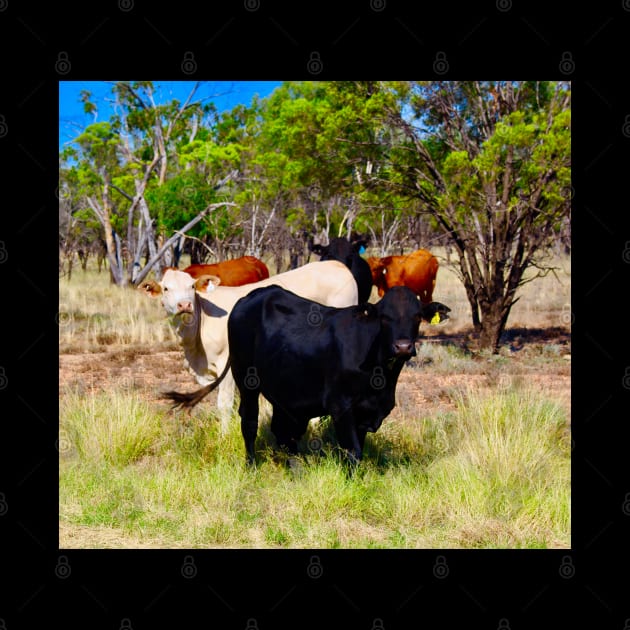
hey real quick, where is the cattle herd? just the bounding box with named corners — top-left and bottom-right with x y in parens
top-left (140, 238), bottom-right (450, 467)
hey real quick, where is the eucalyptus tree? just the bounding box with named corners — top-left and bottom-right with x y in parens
top-left (326, 81), bottom-right (571, 352)
top-left (383, 81), bottom-right (571, 351)
top-left (62, 82), bottom-right (216, 285)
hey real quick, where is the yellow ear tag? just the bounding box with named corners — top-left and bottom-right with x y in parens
top-left (430, 312), bottom-right (441, 325)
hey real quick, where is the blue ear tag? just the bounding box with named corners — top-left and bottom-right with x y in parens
top-left (359, 245), bottom-right (366, 255)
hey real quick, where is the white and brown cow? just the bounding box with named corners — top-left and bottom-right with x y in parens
top-left (140, 260), bottom-right (359, 432)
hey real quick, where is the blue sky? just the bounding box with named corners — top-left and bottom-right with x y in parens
top-left (59, 80), bottom-right (284, 150)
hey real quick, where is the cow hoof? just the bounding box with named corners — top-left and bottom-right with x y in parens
top-left (286, 456), bottom-right (305, 476)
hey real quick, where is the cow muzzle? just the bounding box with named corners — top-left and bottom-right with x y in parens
top-left (176, 300), bottom-right (193, 314)
top-left (392, 339), bottom-right (416, 358)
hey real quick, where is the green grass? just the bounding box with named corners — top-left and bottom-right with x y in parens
top-left (59, 253), bottom-right (570, 548)
top-left (59, 382), bottom-right (570, 548)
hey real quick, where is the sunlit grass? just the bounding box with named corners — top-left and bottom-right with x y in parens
top-left (59, 254), bottom-right (570, 548)
top-left (59, 269), bottom-right (177, 352)
top-left (59, 383), bottom-right (570, 549)
top-left (58, 251), bottom-right (571, 350)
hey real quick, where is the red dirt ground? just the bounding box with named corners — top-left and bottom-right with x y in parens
top-left (59, 327), bottom-right (571, 422)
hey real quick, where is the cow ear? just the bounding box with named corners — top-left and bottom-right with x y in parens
top-left (351, 238), bottom-right (368, 254)
top-left (195, 274), bottom-right (221, 292)
top-left (138, 280), bottom-right (162, 297)
top-left (421, 301), bottom-right (451, 324)
top-left (356, 303), bottom-right (377, 320)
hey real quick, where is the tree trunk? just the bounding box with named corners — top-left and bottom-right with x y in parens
top-left (478, 308), bottom-right (503, 353)
top-left (478, 297), bottom-right (513, 353)
top-left (112, 231), bottom-right (127, 286)
top-left (103, 229), bottom-right (124, 285)
top-left (136, 193), bottom-right (159, 274)
top-left (274, 249), bottom-right (284, 274)
top-left (87, 190), bottom-right (126, 286)
top-left (93, 238), bottom-right (106, 273)
top-left (457, 249), bottom-right (482, 331)
top-left (78, 249), bottom-right (88, 271)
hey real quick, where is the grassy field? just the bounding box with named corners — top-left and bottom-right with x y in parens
top-left (59, 249), bottom-right (571, 548)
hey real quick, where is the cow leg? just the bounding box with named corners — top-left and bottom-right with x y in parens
top-left (270, 408), bottom-right (302, 456)
top-left (332, 409), bottom-right (363, 466)
top-left (217, 371), bottom-right (235, 434)
top-left (356, 426), bottom-right (368, 454)
top-left (238, 392), bottom-right (259, 466)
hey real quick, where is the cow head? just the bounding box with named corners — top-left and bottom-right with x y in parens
top-left (376, 286), bottom-right (451, 360)
top-left (376, 286), bottom-right (422, 359)
top-left (366, 257), bottom-right (388, 296)
top-left (309, 236), bottom-right (368, 264)
top-left (350, 234), bottom-right (370, 255)
top-left (138, 270), bottom-right (221, 316)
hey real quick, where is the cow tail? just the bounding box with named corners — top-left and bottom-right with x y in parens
top-left (161, 358), bottom-right (232, 410)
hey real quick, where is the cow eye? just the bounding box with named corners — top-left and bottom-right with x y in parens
top-left (163, 287), bottom-right (168, 292)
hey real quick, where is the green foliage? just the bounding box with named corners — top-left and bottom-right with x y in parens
top-left (144, 170), bottom-right (238, 240)
top-left (74, 121), bottom-right (120, 172)
top-left (61, 80), bottom-right (570, 325)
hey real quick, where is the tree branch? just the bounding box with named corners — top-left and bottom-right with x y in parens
top-left (117, 81), bottom-right (149, 110)
top-left (173, 230), bottom-right (216, 259)
top-left (110, 183), bottom-right (134, 203)
top-left (133, 202), bottom-right (237, 286)
top-left (86, 196), bottom-right (105, 224)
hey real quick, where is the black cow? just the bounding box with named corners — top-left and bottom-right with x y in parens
top-left (310, 237), bottom-right (373, 303)
top-left (227, 284), bottom-right (450, 466)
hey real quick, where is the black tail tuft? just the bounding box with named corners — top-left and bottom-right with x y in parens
top-left (160, 359), bottom-right (231, 410)
top-left (161, 384), bottom-right (214, 409)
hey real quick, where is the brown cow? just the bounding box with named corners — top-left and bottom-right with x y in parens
top-left (366, 248), bottom-right (439, 304)
top-left (182, 256), bottom-right (269, 286)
